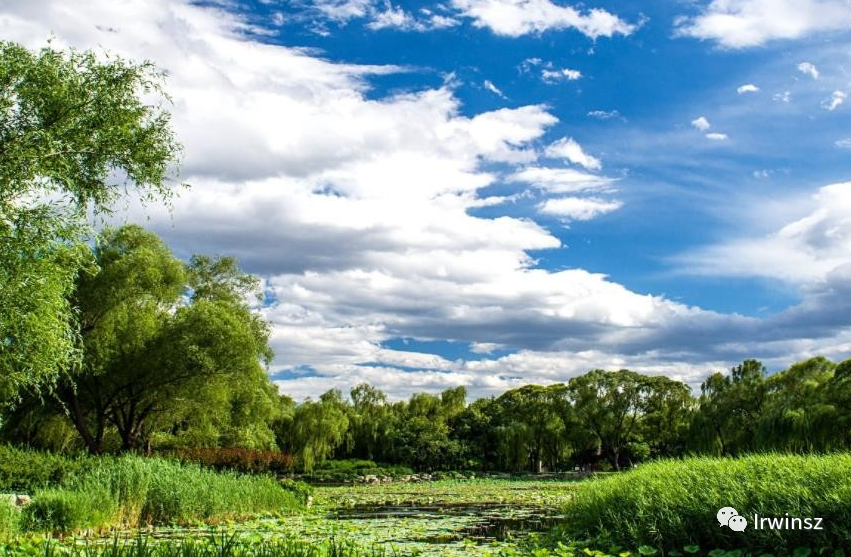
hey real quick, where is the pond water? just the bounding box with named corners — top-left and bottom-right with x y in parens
top-left (80, 479), bottom-right (577, 556)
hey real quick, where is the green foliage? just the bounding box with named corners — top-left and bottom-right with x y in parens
top-left (8, 452), bottom-right (301, 533)
top-left (0, 498), bottom-right (18, 537)
top-left (562, 454), bottom-right (851, 552)
top-left (21, 486), bottom-right (116, 533)
top-left (0, 41), bottom-right (180, 401)
top-left (4, 225), bottom-right (281, 455)
top-left (0, 444), bottom-right (92, 492)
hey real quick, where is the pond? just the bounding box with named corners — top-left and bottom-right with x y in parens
top-left (74, 479), bottom-right (579, 556)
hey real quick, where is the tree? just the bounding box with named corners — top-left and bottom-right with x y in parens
top-left (641, 376), bottom-right (694, 457)
top-left (494, 385), bottom-right (566, 472)
top-left (16, 226), bottom-right (277, 454)
top-left (758, 357), bottom-right (835, 452)
top-left (692, 360), bottom-right (766, 455)
top-left (0, 41), bottom-right (180, 401)
top-left (289, 393), bottom-right (349, 472)
top-left (569, 370), bottom-right (649, 470)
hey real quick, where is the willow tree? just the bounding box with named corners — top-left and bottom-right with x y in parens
top-left (0, 41), bottom-right (180, 401)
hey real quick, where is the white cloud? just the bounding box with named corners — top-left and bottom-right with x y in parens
top-left (367, 3), bottom-right (461, 31)
top-left (587, 109), bottom-right (624, 120)
top-left (674, 0), bottom-right (849, 48)
top-left (545, 137), bottom-right (602, 170)
top-left (538, 196), bottom-right (622, 220)
top-left (822, 90), bottom-right (846, 111)
top-left (483, 79), bottom-right (506, 98)
top-left (774, 91), bottom-right (791, 103)
top-left (691, 116), bottom-right (711, 131)
top-left (450, 0), bottom-right (636, 38)
top-left (509, 167), bottom-right (615, 193)
top-left (8, 0), bottom-right (850, 400)
top-left (368, 4), bottom-right (417, 30)
top-left (836, 138), bottom-right (851, 149)
top-left (705, 132), bottom-right (728, 140)
top-left (798, 61), bottom-right (819, 79)
top-left (312, 0), bottom-right (373, 23)
top-left (680, 183), bottom-right (851, 284)
top-left (737, 83), bottom-right (760, 94)
top-left (541, 68), bottom-right (582, 82)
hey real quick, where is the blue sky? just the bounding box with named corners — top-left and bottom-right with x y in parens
top-left (3, 0), bottom-right (851, 399)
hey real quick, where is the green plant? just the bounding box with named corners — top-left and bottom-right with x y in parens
top-left (21, 486), bottom-right (116, 532)
top-left (0, 498), bottom-right (19, 537)
top-left (562, 454), bottom-right (851, 552)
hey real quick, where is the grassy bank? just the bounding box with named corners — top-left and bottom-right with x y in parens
top-left (561, 453), bottom-right (851, 553)
top-left (0, 446), bottom-right (304, 535)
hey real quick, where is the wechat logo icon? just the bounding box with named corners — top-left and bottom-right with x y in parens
top-left (717, 507), bottom-right (747, 531)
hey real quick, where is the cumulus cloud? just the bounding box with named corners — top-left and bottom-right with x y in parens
top-left (798, 61), bottom-right (819, 79)
top-left (674, 0), bottom-right (849, 48)
top-left (737, 84), bottom-right (760, 94)
top-left (822, 90), bottom-right (846, 111)
top-left (705, 132), bottom-right (728, 140)
top-left (538, 196), bottom-right (622, 220)
top-left (450, 0), bottom-right (636, 38)
top-left (680, 183), bottom-right (851, 284)
top-left (545, 137), bottom-right (601, 170)
top-left (836, 138), bottom-right (851, 149)
top-left (6, 0), bottom-right (849, 399)
top-left (691, 116), bottom-right (712, 131)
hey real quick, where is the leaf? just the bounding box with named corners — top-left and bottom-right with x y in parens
top-left (638, 546), bottom-right (658, 556)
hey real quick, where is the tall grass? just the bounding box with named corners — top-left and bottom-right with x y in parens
top-left (0, 499), bottom-right (18, 537)
top-left (2, 447), bottom-right (304, 533)
top-left (562, 453), bottom-right (851, 552)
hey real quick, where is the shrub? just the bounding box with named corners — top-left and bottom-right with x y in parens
top-left (0, 445), bottom-right (92, 492)
top-left (278, 479), bottom-right (313, 504)
top-left (0, 498), bottom-right (19, 537)
top-left (167, 447), bottom-right (294, 474)
top-left (562, 453), bottom-right (851, 552)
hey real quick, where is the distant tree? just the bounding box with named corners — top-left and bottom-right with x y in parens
top-left (495, 385), bottom-right (566, 472)
top-left (569, 370), bottom-right (649, 470)
top-left (692, 360), bottom-right (767, 455)
top-left (289, 393), bottom-right (349, 472)
top-left (0, 41), bottom-right (180, 401)
top-left (349, 383), bottom-right (393, 461)
top-left (641, 376), bottom-right (695, 457)
top-left (758, 357), bottom-right (835, 452)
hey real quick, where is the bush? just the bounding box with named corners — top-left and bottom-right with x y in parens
top-left (0, 445), bottom-right (92, 492)
top-left (167, 447), bottom-right (294, 474)
top-left (0, 499), bottom-right (19, 537)
top-left (302, 460), bottom-right (414, 482)
top-left (562, 453), bottom-right (851, 552)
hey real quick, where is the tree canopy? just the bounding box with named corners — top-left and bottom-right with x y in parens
top-left (0, 41), bottom-right (180, 401)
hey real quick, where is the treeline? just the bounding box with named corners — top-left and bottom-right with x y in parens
top-left (272, 356), bottom-right (851, 472)
top-left (2, 227), bottom-right (850, 472)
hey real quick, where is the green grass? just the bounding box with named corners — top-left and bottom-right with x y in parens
top-left (1, 447), bottom-right (304, 534)
top-left (561, 453), bottom-right (851, 553)
top-left (0, 499), bottom-right (19, 537)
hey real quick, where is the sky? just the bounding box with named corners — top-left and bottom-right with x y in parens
top-left (2, 0), bottom-right (851, 400)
